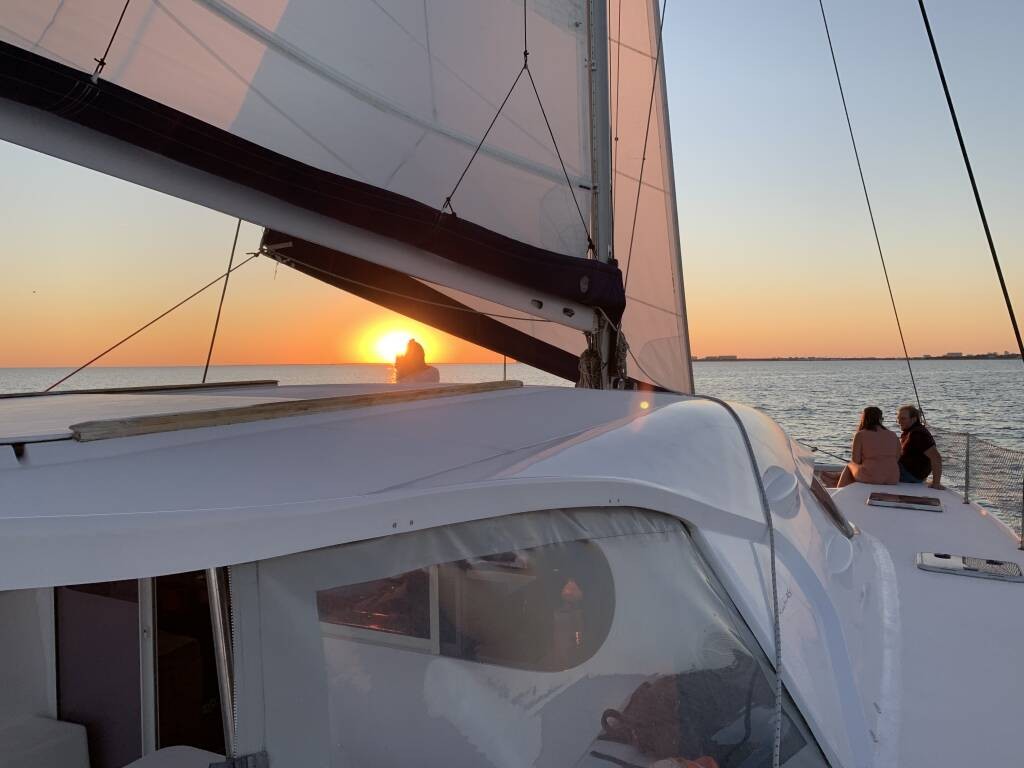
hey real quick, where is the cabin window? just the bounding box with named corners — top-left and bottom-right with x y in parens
top-left (256, 508), bottom-right (827, 767)
top-left (810, 477), bottom-right (857, 538)
top-left (316, 539), bottom-right (614, 671)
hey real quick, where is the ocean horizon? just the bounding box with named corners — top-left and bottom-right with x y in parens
top-left (3, 359), bottom-right (1022, 457)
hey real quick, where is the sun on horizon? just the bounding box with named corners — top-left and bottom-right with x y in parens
top-left (357, 322), bottom-right (446, 365)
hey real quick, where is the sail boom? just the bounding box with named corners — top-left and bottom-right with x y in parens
top-left (0, 93), bottom-right (595, 332)
top-left (0, 40), bottom-right (623, 327)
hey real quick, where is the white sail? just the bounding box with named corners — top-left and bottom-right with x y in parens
top-left (0, 0), bottom-right (592, 255)
top-left (609, 0), bottom-right (692, 393)
top-left (0, 0), bottom-right (692, 390)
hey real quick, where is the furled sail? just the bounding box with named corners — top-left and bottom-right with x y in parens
top-left (0, 0), bottom-right (691, 391)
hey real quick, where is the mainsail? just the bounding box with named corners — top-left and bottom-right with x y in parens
top-left (0, 0), bottom-right (691, 391)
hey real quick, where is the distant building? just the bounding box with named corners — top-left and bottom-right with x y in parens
top-left (942, 352), bottom-right (963, 358)
top-left (703, 355), bottom-right (738, 361)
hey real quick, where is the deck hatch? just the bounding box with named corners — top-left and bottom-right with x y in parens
top-left (916, 552), bottom-right (1024, 582)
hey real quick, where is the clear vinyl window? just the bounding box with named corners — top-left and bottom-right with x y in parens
top-left (316, 539), bottom-right (614, 672)
top-left (275, 509), bottom-right (830, 767)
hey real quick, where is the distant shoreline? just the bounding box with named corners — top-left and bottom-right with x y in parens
top-left (695, 354), bottom-right (1022, 362)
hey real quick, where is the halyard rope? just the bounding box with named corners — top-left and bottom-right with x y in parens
top-left (202, 219), bottom-right (242, 383)
top-left (915, 0), bottom-right (1024, 370)
top-left (44, 254), bottom-right (259, 392)
top-left (816, 0), bottom-right (926, 422)
top-left (440, 0), bottom-right (592, 251)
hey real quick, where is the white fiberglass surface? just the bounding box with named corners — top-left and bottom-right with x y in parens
top-left (0, 0), bottom-right (592, 258)
top-left (246, 508), bottom-right (827, 767)
top-left (608, 0), bottom-right (691, 393)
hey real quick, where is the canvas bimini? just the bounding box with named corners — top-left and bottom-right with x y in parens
top-left (2, 2), bottom-right (1024, 768)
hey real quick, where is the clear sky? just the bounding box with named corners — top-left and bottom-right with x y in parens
top-left (0, 0), bottom-right (1020, 367)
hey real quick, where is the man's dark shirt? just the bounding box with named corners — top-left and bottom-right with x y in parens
top-left (899, 423), bottom-right (935, 481)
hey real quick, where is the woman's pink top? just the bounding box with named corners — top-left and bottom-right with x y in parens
top-left (850, 427), bottom-right (900, 484)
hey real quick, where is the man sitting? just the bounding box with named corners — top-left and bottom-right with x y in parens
top-left (395, 338), bottom-right (440, 384)
top-left (896, 405), bottom-right (944, 489)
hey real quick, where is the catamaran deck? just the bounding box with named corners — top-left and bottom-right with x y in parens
top-left (3, 381), bottom-right (1023, 766)
top-left (834, 481), bottom-right (1024, 767)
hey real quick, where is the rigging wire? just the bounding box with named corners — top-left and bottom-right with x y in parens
top-left (202, 218), bottom-right (242, 383)
top-left (915, 0), bottom-right (1024, 369)
top-left (92, 0), bottom-right (132, 81)
top-left (816, 0), bottom-right (926, 421)
top-left (622, 0), bottom-right (669, 291)
top-left (45, 254), bottom-right (259, 392)
top-left (611, 0), bottom-right (623, 214)
top-left (441, 67), bottom-right (526, 217)
top-left (440, 0), bottom-right (592, 250)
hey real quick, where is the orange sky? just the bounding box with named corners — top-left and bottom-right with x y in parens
top-left (2, 3), bottom-right (1023, 368)
top-left (0, 134), bottom-right (1021, 367)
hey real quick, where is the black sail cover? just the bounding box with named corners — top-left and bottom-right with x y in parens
top-left (0, 0), bottom-right (690, 390)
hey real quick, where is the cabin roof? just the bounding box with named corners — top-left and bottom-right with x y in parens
top-left (0, 382), bottom-right (767, 590)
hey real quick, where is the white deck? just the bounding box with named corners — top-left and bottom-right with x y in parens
top-left (3, 382), bottom-right (1023, 766)
top-left (834, 482), bottom-right (1024, 767)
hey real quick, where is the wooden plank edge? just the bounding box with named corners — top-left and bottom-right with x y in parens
top-left (0, 379), bottom-right (279, 399)
top-left (70, 380), bottom-right (525, 442)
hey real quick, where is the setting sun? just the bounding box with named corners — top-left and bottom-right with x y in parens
top-left (357, 321), bottom-right (447, 364)
top-left (375, 331), bottom-right (413, 363)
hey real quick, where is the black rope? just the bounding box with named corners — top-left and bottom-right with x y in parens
top-left (916, 0), bottom-right (1024, 369)
top-left (46, 254), bottom-right (259, 392)
top-left (622, 0), bottom-right (669, 290)
top-left (816, 0), bottom-right (926, 421)
top-left (611, 0), bottom-right (623, 214)
top-left (202, 219), bottom-right (242, 383)
top-left (440, 0), bottom-right (592, 250)
top-left (525, 66), bottom-right (592, 248)
top-left (93, 0), bottom-right (132, 81)
top-left (441, 66), bottom-right (525, 216)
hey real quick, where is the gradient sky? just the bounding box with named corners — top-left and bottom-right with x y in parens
top-left (1, 0), bottom-right (1021, 367)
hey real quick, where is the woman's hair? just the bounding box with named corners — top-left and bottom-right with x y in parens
top-left (858, 406), bottom-right (884, 431)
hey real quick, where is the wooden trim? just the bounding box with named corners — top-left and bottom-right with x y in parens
top-left (0, 380), bottom-right (279, 399)
top-left (70, 380), bottom-right (524, 442)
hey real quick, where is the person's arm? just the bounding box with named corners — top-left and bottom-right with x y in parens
top-left (925, 446), bottom-right (944, 489)
top-left (851, 432), bottom-right (863, 465)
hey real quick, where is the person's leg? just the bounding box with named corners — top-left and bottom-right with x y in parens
top-left (899, 464), bottom-right (924, 483)
top-left (837, 464), bottom-right (857, 487)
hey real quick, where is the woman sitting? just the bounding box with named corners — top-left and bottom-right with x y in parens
top-left (837, 406), bottom-right (900, 487)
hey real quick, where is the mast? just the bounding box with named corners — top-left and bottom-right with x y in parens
top-left (588, 0), bottom-right (616, 388)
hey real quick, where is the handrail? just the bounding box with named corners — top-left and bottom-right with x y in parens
top-left (931, 428), bottom-right (1024, 550)
top-left (69, 380), bottom-right (523, 442)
